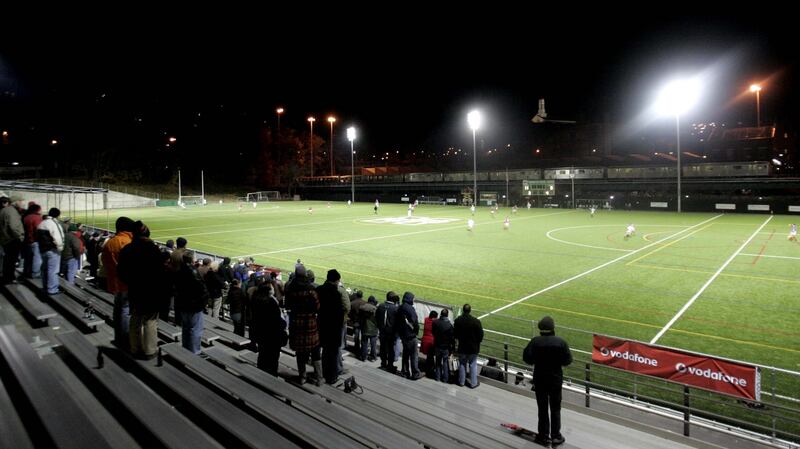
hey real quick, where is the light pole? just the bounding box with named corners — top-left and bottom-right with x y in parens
top-left (570, 167), bottom-right (575, 209)
top-left (467, 110), bottom-right (481, 206)
top-left (750, 84), bottom-right (762, 127)
top-left (328, 116), bottom-right (336, 175)
top-left (307, 116), bottom-right (316, 177)
top-left (655, 78), bottom-right (701, 213)
top-left (347, 127), bottom-right (356, 203)
top-left (276, 107), bottom-right (284, 135)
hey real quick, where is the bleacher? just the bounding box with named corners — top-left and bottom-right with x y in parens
top-left (0, 276), bottom-right (786, 449)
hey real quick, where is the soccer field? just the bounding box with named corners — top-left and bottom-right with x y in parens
top-left (80, 201), bottom-right (800, 372)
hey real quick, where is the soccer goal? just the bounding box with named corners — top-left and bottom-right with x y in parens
top-left (246, 191), bottom-right (280, 202)
top-left (179, 195), bottom-right (206, 206)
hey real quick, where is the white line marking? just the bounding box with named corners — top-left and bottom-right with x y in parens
top-left (649, 215), bottom-right (774, 344)
top-left (739, 253), bottom-right (800, 261)
top-left (478, 215), bottom-right (724, 320)
top-left (232, 210), bottom-right (575, 259)
top-left (546, 225), bottom-right (634, 253)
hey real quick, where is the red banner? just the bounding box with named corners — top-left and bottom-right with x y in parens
top-left (592, 335), bottom-right (760, 401)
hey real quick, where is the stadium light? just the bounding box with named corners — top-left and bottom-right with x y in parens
top-left (467, 110), bottom-right (481, 206)
top-left (328, 116), bottom-right (336, 175)
top-left (749, 84), bottom-right (762, 127)
top-left (655, 78), bottom-right (701, 213)
top-left (347, 126), bottom-right (356, 203)
top-left (308, 117), bottom-right (316, 177)
top-left (276, 107), bottom-right (284, 134)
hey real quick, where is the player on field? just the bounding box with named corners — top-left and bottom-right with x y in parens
top-left (252, 201), bottom-right (257, 209)
top-left (470, 204), bottom-right (476, 216)
top-left (374, 199), bottom-right (380, 214)
top-left (407, 203), bottom-right (414, 218)
top-left (624, 223), bottom-right (636, 240)
top-left (789, 223), bottom-right (798, 241)
top-left (527, 201), bottom-right (531, 210)
top-left (589, 206), bottom-right (596, 217)
top-left (503, 217), bottom-right (510, 230)
top-left (467, 218), bottom-right (475, 231)
top-left (347, 199), bottom-right (351, 207)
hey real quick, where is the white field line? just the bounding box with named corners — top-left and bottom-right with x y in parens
top-left (477, 214), bottom-right (724, 320)
top-left (649, 215), bottom-right (774, 344)
top-left (545, 225), bottom-right (634, 253)
top-left (231, 210), bottom-right (576, 259)
top-left (739, 253), bottom-right (800, 261)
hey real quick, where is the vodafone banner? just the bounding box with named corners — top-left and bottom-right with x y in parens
top-left (592, 335), bottom-right (760, 401)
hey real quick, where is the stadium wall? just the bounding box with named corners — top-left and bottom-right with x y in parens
top-left (2, 189), bottom-right (157, 211)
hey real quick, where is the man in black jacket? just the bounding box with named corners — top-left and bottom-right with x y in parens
top-left (394, 291), bottom-right (421, 379)
top-left (454, 304), bottom-right (483, 388)
top-left (522, 315), bottom-right (572, 446)
top-left (376, 291), bottom-right (400, 371)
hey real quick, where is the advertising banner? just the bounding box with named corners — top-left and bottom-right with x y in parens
top-left (592, 335), bottom-right (760, 400)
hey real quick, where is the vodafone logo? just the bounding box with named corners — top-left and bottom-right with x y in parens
top-left (599, 347), bottom-right (658, 367)
top-left (675, 363), bottom-right (748, 387)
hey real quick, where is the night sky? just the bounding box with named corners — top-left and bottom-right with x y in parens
top-left (1, 13), bottom-right (796, 175)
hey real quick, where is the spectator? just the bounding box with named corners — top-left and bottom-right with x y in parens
top-left (0, 197), bottom-right (24, 284)
top-left (432, 308), bottom-right (454, 383)
top-left (174, 250), bottom-right (208, 354)
top-left (317, 269), bottom-right (349, 384)
top-left (285, 264), bottom-right (322, 385)
top-left (420, 310), bottom-right (438, 377)
top-left (60, 223), bottom-right (83, 284)
top-left (515, 371), bottom-right (526, 386)
top-left (454, 304), bottom-right (483, 388)
top-left (85, 231), bottom-right (102, 279)
top-left (169, 237), bottom-right (188, 272)
top-left (36, 208), bottom-right (65, 295)
top-left (349, 289), bottom-right (366, 354)
top-left (376, 291), bottom-right (400, 372)
top-left (250, 282), bottom-right (287, 376)
top-left (22, 202), bottom-right (43, 279)
top-left (101, 216), bottom-right (136, 350)
top-left (163, 239), bottom-right (175, 254)
top-left (480, 357), bottom-right (507, 382)
top-left (204, 262), bottom-right (224, 318)
top-left (523, 316), bottom-right (573, 447)
top-left (395, 291), bottom-right (422, 380)
top-left (227, 279), bottom-right (245, 336)
top-left (359, 295), bottom-right (379, 361)
top-left (118, 222), bottom-right (171, 359)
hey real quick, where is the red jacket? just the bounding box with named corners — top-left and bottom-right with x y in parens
top-left (420, 317), bottom-right (437, 354)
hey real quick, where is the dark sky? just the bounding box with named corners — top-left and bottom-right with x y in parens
top-left (1, 12), bottom-right (796, 158)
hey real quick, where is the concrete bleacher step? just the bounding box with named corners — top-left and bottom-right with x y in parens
top-left (74, 277), bottom-right (115, 306)
top-left (202, 314), bottom-right (250, 348)
top-left (202, 346), bottom-right (424, 449)
top-left (0, 377), bottom-right (35, 449)
top-left (57, 280), bottom-right (114, 320)
top-left (0, 325), bottom-right (116, 449)
top-left (17, 277), bottom-right (105, 331)
top-left (130, 347), bottom-right (301, 449)
top-left (2, 283), bottom-right (57, 325)
top-left (55, 331), bottom-right (225, 449)
top-left (163, 344), bottom-right (370, 449)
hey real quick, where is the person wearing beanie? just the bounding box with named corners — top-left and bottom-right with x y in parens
top-left (316, 268), bottom-right (349, 384)
top-left (36, 207), bottom-right (65, 294)
top-left (349, 289), bottom-right (366, 355)
top-left (395, 291), bottom-right (422, 379)
top-left (454, 304), bottom-right (484, 388)
top-left (359, 295), bottom-right (379, 362)
top-left (522, 316), bottom-right (573, 446)
top-left (376, 291), bottom-right (401, 372)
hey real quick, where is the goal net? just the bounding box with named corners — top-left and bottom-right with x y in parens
top-left (246, 191), bottom-right (280, 202)
top-left (179, 195), bottom-right (205, 206)
top-left (576, 198), bottom-right (610, 210)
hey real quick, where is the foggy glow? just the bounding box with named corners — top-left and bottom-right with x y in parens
top-left (467, 110), bottom-right (481, 130)
top-left (655, 78), bottom-right (702, 116)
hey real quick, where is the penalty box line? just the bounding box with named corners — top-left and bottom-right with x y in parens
top-left (649, 215), bottom-right (774, 344)
top-left (477, 214), bottom-right (724, 320)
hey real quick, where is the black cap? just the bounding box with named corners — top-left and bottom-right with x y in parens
top-left (327, 269), bottom-right (341, 282)
top-left (538, 316), bottom-right (555, 333)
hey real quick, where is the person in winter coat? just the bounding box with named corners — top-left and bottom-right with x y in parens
top-left (432, 308), bottom-right (454, 382)
top-left (250, 282), bottom-right (287, 376)
top-left (359, 295), bottom-right (379, 361)
top-left (395, 291), bottom-right (422, 380)
top-left (226, 279), bottom-right (246, 336)
top-left (522, 316), bottom-right (572, 447)
top-left (174, 250), bottom-right (209, 354)
top-left (316, 269), bottom-right (349, 384)
top-left (284, 264), bottom-right (322, 385)
top-left (376, 291), bottom-right (400, 372)
top-left (420, 310), bottom-right (438, 377)
top-left (454, 303), bottom-right (484, 388)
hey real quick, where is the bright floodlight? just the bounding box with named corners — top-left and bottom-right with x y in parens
top-left (655, 78), bottom-right (701, 116)
top-left (347, 127), bottom-right (356, 142)
top-left (467, 110), bottom-right (481, 130)
top-left (328, 116), bottom-right (336, 123)
top-left (276, 107), bottom-right (284, 114)
top-left (308, 116), bottom-right (315, 122)
top-left (750, 84), bottom-right (762, 93)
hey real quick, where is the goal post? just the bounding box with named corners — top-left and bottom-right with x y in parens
top-left (179, 195), bottom-right (205, 206)
top-left (246, 191), bottom-right (280, 202)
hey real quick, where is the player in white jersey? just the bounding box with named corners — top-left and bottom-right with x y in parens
top-left (407, 204), bottom-right (413, 218)
top-left (414, 199), bottom-right (419, 207)
top-left (179, 202), bottom-right (186, 209)
top-left (308, 207), bottom-right (314, 214)
top-left (470, 204), bottom-right (476, 216)
top-left (789, 223), bottom-right (798, 241)
top-left (374, 199), bottom-right (379, 214)
top-left (252, 202), bottom-right (257, 209)
top-left (347, 199), bottom-right (351, 207)
top-left (467, 218), bottom-right (475, 231)
top-left (526, 201), bottom-right (531, 210)
top-left (503, 217), bottom-right (510, 230)
top-left (624, 224), bottom-right (636, 240)
top-left (512, 205), bottom-right (518, 215)
top-left (590, 206), bottom-right (596, 217)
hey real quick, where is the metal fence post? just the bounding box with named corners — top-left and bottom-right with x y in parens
top-left (585, 363), bottom-right (591, 408)
top-left (683, 386), bottom-right (691, 437)
top-left (503, 343), bottom-right (509, 375)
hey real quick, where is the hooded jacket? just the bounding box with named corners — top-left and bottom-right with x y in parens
top-left (394, 293), bottom-right (419, 341)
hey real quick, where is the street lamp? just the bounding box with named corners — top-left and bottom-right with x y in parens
top-left (467, 110), bottom-right (481, 206)
top-left (655, 78), bottom-right (701, 213)
top-left (749, 84), bottom-right (762, 127)
top-left (328, 116), bottom-right (336, 175)
top-left (307, 116), bottom-right (316, 177)
top-left (276, 107), bottom-right (284, 135)
top-left (347, 126), bottom-right (356, 203)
